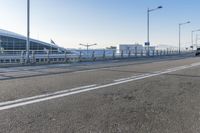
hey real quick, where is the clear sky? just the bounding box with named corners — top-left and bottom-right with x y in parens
top-left (0, 0), bottom-right (199, 49)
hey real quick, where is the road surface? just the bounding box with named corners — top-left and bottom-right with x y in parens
top-left (0, 55), bottom-right (200, 133)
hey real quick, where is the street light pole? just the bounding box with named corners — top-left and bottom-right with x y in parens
top-left (146, 6), bottom-right (162, 56)
top-left (179, 24), bottom-right (181, 54)
top-left (26, 0), bottom-right (30, 63)
top-left (178, 21), bottom-right (190, 54)
top-left (191, 31), bottom-right (194, 49)
top-left (79, 43), bottom-right (97, 56)
top-left (147, 8), bottom-right (150, 46)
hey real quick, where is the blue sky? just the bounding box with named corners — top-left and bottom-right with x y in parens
top-left (0, 0), bottom-right (199, 49)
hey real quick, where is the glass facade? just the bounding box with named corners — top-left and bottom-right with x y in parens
top-left (0, 35), bottom-right (58, 51)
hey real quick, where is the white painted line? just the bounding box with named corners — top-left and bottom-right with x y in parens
top-left (152, 70), bottom-right (162, 73)
top-left (0, 84), bottom-right (97, 107)
top-left (190, 62), bottom-right (200, 66)
top-left (0, 62), bottom-right (200, 111)
top-left (73, 69), bottom-right (99, 73)
top-left (114, 74), bottom-right (150, 82)
top-left (114, 77), bottom-right (133, 82)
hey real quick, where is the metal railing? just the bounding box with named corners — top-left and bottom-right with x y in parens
top-left (0, 49), bottom-right (193, 65)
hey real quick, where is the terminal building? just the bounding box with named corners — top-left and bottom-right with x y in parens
top-left (0, 29), bottom-right (66, 54)
top-left (119, 44), bottom-right (156, 54)
top-left (119, 44), bottom-right (143, 54)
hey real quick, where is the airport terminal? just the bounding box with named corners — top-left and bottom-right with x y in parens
top-left (0, 29), bottom-right (66, 54)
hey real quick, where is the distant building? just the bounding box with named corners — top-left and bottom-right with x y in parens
top-left (144, 46), bottom-right (156, 51)
top-left (0, 29), bottom-right (66, 54)
top-left (155, 44), bottom-right (178, 51)
top-left (75, 49), bottom-right (116, 56)
top-left (119, 44), bottom-right (143, 54)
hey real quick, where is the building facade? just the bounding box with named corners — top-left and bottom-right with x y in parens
top-left (0, 29), bottom-right (66, 54)
top-left (119, 44), bottom-right (143, 54)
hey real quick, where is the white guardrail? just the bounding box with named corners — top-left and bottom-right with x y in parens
top-left (0, 50), bottom-right (194, 65)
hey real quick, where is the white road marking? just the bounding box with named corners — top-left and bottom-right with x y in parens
top-left (114, 74), bottom-right (150, 82)
top-left (73, 69), bottom-right (99, 73)
top-left (0, 62), bottom-right (200, 111)
top-left (0, 84), bottom-right (97, 107)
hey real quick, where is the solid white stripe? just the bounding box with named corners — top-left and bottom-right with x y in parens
top-left (0, 84), bottom-right (97, 107)
top-left (0, 62), bottom-right (200, 111)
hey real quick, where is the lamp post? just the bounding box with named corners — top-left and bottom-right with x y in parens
top-left (79, 43), bottom-right (97, 56)
top-left (178, 21), bottom-right (190, 54)
top-left (146, 6), bottom-right (162, 56)
top-left (26, 0), bottom-right (30, 63)
top-left (191, 29), bottom-right (200, 50)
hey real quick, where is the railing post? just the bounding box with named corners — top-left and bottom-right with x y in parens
top-left (79, 51), bottom-right (82, 62)
top-left (103, 50), bottom-right (106, 59)
top-left (121, 50), bottom-right (124, 58)
top-left (135, 47), bottom-right (137, 57)
top-left (20, 51), bottom-right (24, 64)
top-left (112, 50), bottom-right (116, 59)
top-left (32, 50), bottom-right (35, 64)
top-left (47, 50), bottom-right (50, 63)
top-left (64, 51), bottom-right (67, 62)
top-left (141, 50), bottom-right (143, 57)
top-left (92, 51), bottom-right (96, 61)
top-left (128, 50), bottom-right (131, 58)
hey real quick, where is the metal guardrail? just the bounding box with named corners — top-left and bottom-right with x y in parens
top-left (0, 50), bottom-right (194, 65)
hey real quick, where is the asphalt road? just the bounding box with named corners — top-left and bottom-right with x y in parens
top-left (0, 55), bottom-right (200, 133)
